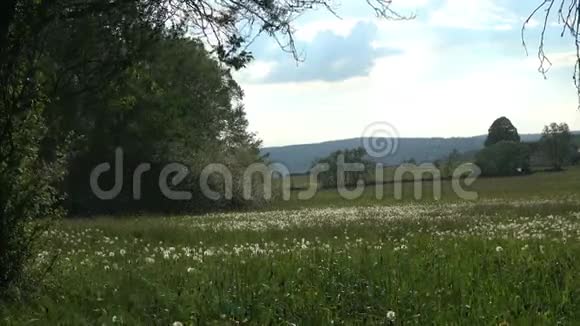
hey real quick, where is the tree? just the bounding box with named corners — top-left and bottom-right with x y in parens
top-left (540, 123), bottom-right (572, 171)
top-left (0, 0), bottom-right (408, 294)
top-left (313, 147), bottom-right (372, 189)
top-left (52, 36), bottom-right (262, 214)
top-left (484, 117), bottom-right (521, 147)
top-left (476, 141), bottom-right (531, 177)
top-left (572, 146), bottom-right (580, 165)
top-left (0, 1), bottom-right (70, 295)
top-left (441, 149), bottom-right (461, 178)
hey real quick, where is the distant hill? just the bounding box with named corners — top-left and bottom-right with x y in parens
top-left (261, 133), bottom-right (559, 174)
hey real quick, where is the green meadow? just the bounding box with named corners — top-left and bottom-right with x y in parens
top-left (277, 166), bottom-right (580, 210)
top-left (4, 1), bottom-right (580, 325)
top-left (2, 167), bottom-right (580, 325)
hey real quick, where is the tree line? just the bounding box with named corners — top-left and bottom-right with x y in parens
top-left (0, 0), bottom-right (407, 298)
top-left (310, 117), bottom-right (578, 189)
top-left (0, 1), bottom-right (261, 296)
top-left (476, 117), bottom-right (578, 176)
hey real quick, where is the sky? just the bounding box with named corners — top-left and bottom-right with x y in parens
top-left (232, 0), bottom-right (580, 147)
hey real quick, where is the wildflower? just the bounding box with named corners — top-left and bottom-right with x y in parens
top-left (495, 246), bottom-right (503, 253)
top-left (187, 267), bottom-right (194, 273)
top-left (386, 310), bottom-right (396, 322)
top-left (119, 249), bottom-right (126, 256)
top-left (172, 322), bottom-right (184, 326)
top-left (112, 315), bottom-right (119, 323)
top-left (521, 244), bottom-right (529, 251)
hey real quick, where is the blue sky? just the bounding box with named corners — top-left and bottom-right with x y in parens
top-left (233, 0), bottom-right (580, 147)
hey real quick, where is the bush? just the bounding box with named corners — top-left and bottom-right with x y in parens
top-left (475, 141), bottom-right (530, 177)
top-left (313, 148), bottom-right (371, 189)
top-left (571, 151), bottom-right (580, 166)
top-left (0, 105), bottom-right (66, 297)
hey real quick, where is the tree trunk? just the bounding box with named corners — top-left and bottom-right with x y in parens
top-left (0, 0), bottom-right (17, 53)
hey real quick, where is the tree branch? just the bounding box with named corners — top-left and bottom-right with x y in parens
top-left (524, 0), bottom-right (580, 108)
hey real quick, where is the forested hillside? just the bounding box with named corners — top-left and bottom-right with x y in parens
top-left (263, 134), bottom-right (555, 173)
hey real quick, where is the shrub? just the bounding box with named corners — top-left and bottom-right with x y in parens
top-left (0, 104), bottom-right (66, 297)
top-left (475, 141), bottom-right (530, 177)
top-left (571, 149), bottom-right (580, 166)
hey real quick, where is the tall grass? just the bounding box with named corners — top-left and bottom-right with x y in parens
top-left (3, 199), bottom-right (580, 324)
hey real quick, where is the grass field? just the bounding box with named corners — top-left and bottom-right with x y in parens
top-left (278, 166), bottom-right (580, 210)
top-left (2, 168), bottom-right (580, 324)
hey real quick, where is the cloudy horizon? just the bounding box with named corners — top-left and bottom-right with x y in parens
top-left (232, 0), bottom-right (580, 147)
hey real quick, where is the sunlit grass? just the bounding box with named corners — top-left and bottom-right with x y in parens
top-left (3, 198), bottom-right (580, 324)
top-left (274, 166), bottom-right (580, 210)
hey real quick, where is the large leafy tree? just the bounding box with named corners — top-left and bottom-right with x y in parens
top-left (59, 36), bottom-right (262, 214)
top-left (0, 0), bottom-right (406, 293)
top-left (484, 117), bottom-right (521, 148)
top-left (540, 122), bottom-right (573, 171)
top-left (478, 118), bottom-right (527, 176)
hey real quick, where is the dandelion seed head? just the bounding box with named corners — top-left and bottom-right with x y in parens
top-left (386, 310), bottom-right (396, 321)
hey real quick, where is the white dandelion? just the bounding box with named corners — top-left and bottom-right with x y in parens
top-left (386, 310), bottom-right (396, 322)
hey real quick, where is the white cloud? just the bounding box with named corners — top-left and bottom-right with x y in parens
top-left (521, 51), bottom-right (577, 72)
top-left (542, 51), bottom-right (577, 68)
top-left (235, 1), bottom-right (580, 147)
top-left (523, 17), bottom-right (540, 29)
top-left (293, 0), bottom-right (432, 41)
top-left (234, 61), bottom-right (277, 83)
top-left (429, 0), bottom-right (516, 30)
top-left (390, 0), bottom-right (432, 11)
top-left (396, 0), bottom-right (432, 9)
top-left (240, 38), bottom-right (580, 147)
top-left (295, 19), bottom-right (362, 42)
